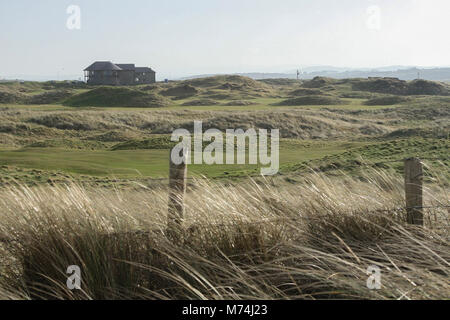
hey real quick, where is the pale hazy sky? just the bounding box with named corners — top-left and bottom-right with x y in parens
top-left (0, 0), bottom-right (449, 80)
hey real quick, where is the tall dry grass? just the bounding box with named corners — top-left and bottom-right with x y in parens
top-left (0, 168), bottom-right (448, 300)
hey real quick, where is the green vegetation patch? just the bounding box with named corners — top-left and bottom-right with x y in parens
top-left (182, 75), bottom-right (274, 99)
top-left (0, 87), bottom-right (26, 104)
top-left (111, 136), bottom-right (176, 150)
top-left (28, 113), bottom-right (114, 131)
top-left (84, 130), bottom-right (141, 142)
top-left (277, 95), bottom-right (346, 106)
top-left (288, 88), bottom-right (325, 96)
top-left (302, 77), bottom-right (337, 88)
top-left (407, 79), bottom-right (450, 96)
top-left (223, 100), bottom-right (256, 106)
top-left (64, 87), bottom-right (171, 107)
top-left (352, 78), bottom-right (450, 96)
top-left (26, 138), bottom-right (107, 150)
top-left (200, 91), bottom-right (245, 100)
top-left (382, 127), bottom-right (449, 139)
top-left (258, 78), bottom-right (301, 86)
top-left (283, 137), bottom-right (450, 176)
top-left (160, 84), bottom-right (199, 99)
top-left (364, 95), bottom-right (409, 106)
top-left (41, 80), bottom-right (87, 90)
top-left (26, 89), bottom-right (75, 105)
top-left (184, 75), bottom-right (271, 90)
top-left (182, 99), bottom-right (219, 106)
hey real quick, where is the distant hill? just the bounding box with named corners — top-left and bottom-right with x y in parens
top-left (182, 67), bottom-right (450, 82)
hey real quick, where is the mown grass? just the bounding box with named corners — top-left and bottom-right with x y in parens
top-left (0, 99), bottom-right (402, 112)
top-left (0, 136), bottom-right (447, 187)
top-left (0, 140), bottom-right (357, 179)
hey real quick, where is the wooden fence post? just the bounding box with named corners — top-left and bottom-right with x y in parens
top-left (404, 158), bottom-right (423, 225)
top-left (167, 147), bottom-right (188, 240)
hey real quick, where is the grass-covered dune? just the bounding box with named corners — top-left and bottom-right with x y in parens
top-left (364, 95), bottom-right (409, 106)
top-left (1, 75), bottom-right (449, 109)
top-left (64, 87), bottom-right (171, 108)
top-left (160, 84), bottom-right (199, 99)
top-left (0, 89), bottom-right (448, 184)
top-left (277, 95), bottom-right (346, 106)
top-left (352, 78), bottom-right (450, 96)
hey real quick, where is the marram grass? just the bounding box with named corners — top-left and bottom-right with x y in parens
top-left (0, 169), bottom-right (448, 300)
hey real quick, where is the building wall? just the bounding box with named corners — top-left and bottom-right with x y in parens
top-left (117, 70), bottom-right (135, 85)
top-left (86, 70), bottom-right (156, 85)
top-left (86, 71), bottom-right (119, 85)
top-left (135, 71), bottom-right (156, 84)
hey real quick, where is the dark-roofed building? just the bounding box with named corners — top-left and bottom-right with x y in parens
top-left (84, 61), bottom-right (156, 85)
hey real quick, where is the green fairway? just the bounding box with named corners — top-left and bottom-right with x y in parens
top-left (0, 140), bottom-right (361, 179)
top-left (2, 136), bottom-right (447, 184)
top-left (0, 99), bottom-right (401, 112)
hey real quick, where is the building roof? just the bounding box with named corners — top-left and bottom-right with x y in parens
top-left (84, 61), bottom-right (155, 73)
top-left (84, 61), bottom-right (122, 71)
top-left (135, 67), bottom-right (154, 73)
top-left (116, 64), bottom-right (135, 71)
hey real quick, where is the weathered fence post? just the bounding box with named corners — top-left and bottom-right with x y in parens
top-left (167, 147), bottom-right (188, 240)
top-left (404, 158), bottom-right (423, 225)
